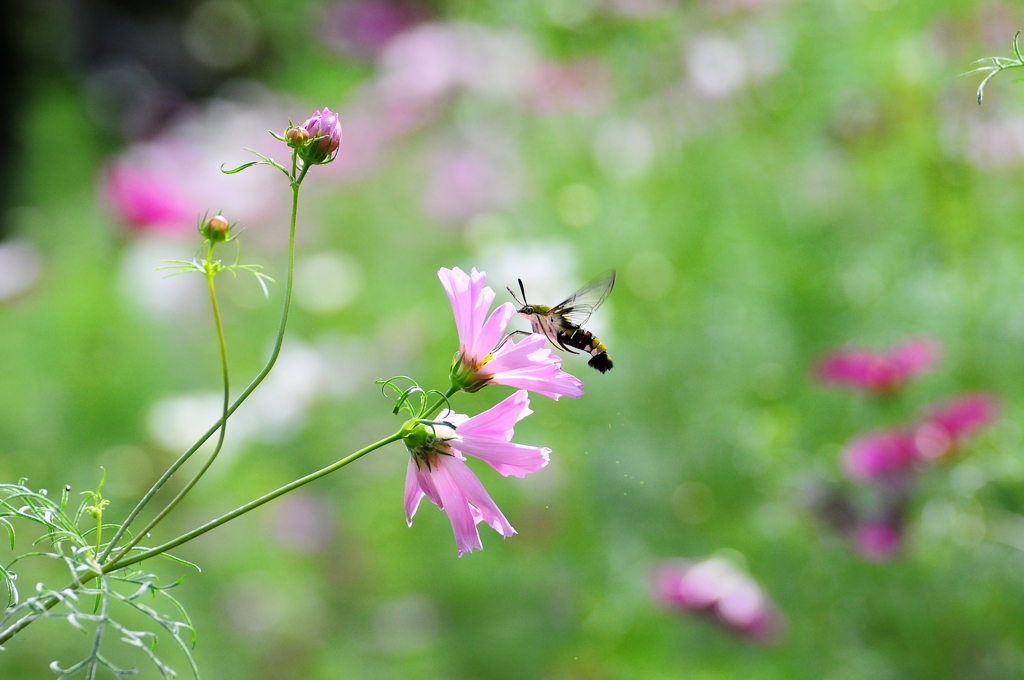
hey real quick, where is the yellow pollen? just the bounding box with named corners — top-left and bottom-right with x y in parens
top-left (476, 353), bottom-right (495, 369)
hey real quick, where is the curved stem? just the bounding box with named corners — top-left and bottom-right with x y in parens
top-left (105, 249), bottom-right (231, 566)
top-left (423, 385), bottom-right (460, 420)
top-left (99, 155), bottom-right (307, 563)
top-left (108, 431), bottom-right (405, 572)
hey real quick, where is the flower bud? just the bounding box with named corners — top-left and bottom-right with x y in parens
top-left (200, 214), bottom-right (231, 242)
top-left (295, 108), bottom-right (342, 165)
top-left (285, 126), bottom-right (308, 148)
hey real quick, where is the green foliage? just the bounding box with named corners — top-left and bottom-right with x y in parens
top-left (968, 32), bottom-right (1024, 104)
top-left (0, 482), bottom-right (198, 679)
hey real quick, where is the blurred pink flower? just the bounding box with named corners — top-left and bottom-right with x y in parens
top-left (423, 148), bottom-right (520, 222)
top-left (404, 390), bottom-right (549, 556)
top-left (816, 338), bottom-right (939, 394)
top-left (323, 0), bottom-right (426, 57)
top-left (527, 60), bottom-right (612, 116)
top-left (100, 97), bottom-right (295, 245)
top-left (651, 558), bottom-right (784, 644)
top-left (439, 266), bottom-right (584, 399)
top-left (914, 394), bottom-right (997, 462)
top-left (853, 523), bottom-right (902, 562)
top-left (102, 161), bottom-right (194, 234)
top-left (378, 23), bottom-right (537, 107)
top-left (267, 492), bottom-right (335, 554)
top-left (842, 430), bottom-right (917, 481)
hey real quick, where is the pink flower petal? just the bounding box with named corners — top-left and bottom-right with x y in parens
top-left (891, 339), bottom-right (940, 377)
top-left (441, 456), bottom-right (516, 538)
top-left (404, 458), bottom-right (425, 527)
top-left (473, 302), bottom-right (515, 361)
top-left (414, 460), bottom-right (442, 507)
top-left (454, 437), bottom-right (550, 478)
top-left (924, 394), bottom-right (997, 442)
top-left (431, 458), bottom-right (484, 557)
top-left (457, 390), bottom-right (532, 441)
top-left (483, 334), bottom-right (585, 400)
top-left (816, 337), bottom-right (940, 394)
top-left (842, 430), bottom-right (917, 481)
top-left (438, 266), bottom-right (495, 361)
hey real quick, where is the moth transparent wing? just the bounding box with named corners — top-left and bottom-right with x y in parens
top-left (552, 271), bottom-right (616, 327)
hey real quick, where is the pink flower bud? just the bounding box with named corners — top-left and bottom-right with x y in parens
top-left (297, 108), bottom-right (343, 164)
top-left (200, 214), bottom-right (231, 242)
top-left (285, 126), bottom-right (309, 147)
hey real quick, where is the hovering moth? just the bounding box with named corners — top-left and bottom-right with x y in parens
top-left (508, 271), bottom-right (615, 373)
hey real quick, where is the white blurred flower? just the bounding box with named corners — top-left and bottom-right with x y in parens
top-left (686, 35), bottom-right (750, 99)
top-left (594, 119), bottom-right (655, 179)
top-left (0, 240), bottom-right (42, 302)
top-left (294, 251), bottom-right (364, 314)
top-left (119, 235), bottom-right (206, 318)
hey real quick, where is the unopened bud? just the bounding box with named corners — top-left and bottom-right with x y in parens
top-left (285, 126), bottom-right (308, 148)
top-left (294, 107), bottom-right (342, 165)
top-left (200, 214), bottom-right (231, 242)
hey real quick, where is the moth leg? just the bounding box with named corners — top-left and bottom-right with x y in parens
top-left (492, 329), bottom-right (531, 352)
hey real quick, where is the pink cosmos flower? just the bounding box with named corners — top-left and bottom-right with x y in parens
top-left (438, 266), bottom-right (583, 399)
top-left (842, 429), bottom-right (918, 481)
top-left (816, 338), bottom-right (940, 394)
top-left (914, 394), bottom-right (997, 462)
top-left (651, 559), bottom-right (784, 644)
top-left (853, 523), bottom-right (902, 562)
top-left (404, 390), bottom-right (549, 556)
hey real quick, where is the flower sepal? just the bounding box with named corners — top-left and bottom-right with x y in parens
top-left (403, 421), bottom-right (456, 471)
top-left (449, 352), bottom-right (491, 394)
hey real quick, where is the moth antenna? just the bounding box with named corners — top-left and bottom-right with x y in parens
top-left (518, 278), bottom-right (528, 305)
top-left (506, 285), bottom-right (522, 306)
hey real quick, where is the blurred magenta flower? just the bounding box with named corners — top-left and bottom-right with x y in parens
top-left (842, 429), bottom-right (917, 481)
top-left (323, 0), bottom-right (425, 57)
top-left (914, 394), bottom-right (997, 462)
top-left (816, 338), bottom-right (939, 394)
top-left (651, 558), bottom-right (784, 644)
top-left (404, 390), bottom-right (550, 556)
top-left (853, 523), bottom-right (902, 562)
top-left (439, 266), bottom-right (584, 399)
top-left (103, 161), bottom-right (194, 234)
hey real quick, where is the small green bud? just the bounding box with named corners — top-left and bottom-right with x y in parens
top-left (200, 214), bottom-right (231, 242)
top-left (285, 126), bottom-right (308, 148)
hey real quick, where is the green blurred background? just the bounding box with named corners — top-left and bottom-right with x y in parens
top-left (4, 0), bottom-right (1024, 677)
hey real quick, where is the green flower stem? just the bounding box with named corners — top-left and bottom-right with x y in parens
top-left (0, 418), bottom-right (398, 645)
top-left (99, 156), bottom-right (309, 564)
top-left (105, 246), bottom-right (232, 567)
top-left (107, 430), bottom-right (406, 572)
top-left (0, 160), bottom-right (318, 648)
